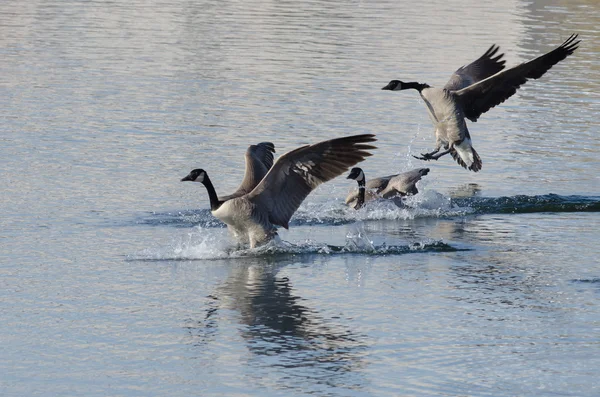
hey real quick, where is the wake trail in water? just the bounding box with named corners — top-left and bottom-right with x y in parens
top-left (453, 194), bottom-right (600, 214)
top-left (136, 193), bottom-right (600, 229)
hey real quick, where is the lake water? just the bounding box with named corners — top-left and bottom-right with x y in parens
top-left (1, 0), bottom-right (599, 396)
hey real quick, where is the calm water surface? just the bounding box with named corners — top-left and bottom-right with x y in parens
top-left (1, 0), bottom-right (599, 396)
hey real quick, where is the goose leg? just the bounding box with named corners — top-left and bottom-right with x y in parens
top-left (428, 148), bottom-right (452, 160)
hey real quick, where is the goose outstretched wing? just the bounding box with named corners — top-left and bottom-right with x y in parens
top-left (444, 45), bottom-right (506, 91)
top-left (382, 168), bottom-right (430, 197)
top-left (249, 134), bottom-right (377, 228)
top-left (456, 34), bottom-right (580, 122)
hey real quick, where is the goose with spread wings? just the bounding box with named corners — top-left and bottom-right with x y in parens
top-left (382, 34), bottom-right (580, 172)
top-left (345, 167), bottom-right (430, 210)
top-left (182, 134), bottom-right (377, 248)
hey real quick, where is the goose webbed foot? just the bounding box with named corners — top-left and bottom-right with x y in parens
top-left (412, 152), bottom-right (436, 161)
top-left (413, 148), bottom-right (452, 161)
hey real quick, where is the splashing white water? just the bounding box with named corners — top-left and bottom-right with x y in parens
top-left (130, 189), bottom-right (471, 261)
top-left (294, 189), bottom-right (466, 225)
top-left (345, 221), bottom-right (376, 251)
top-left (131, 227), bottom-right (232, 260)
top-left (129, 222), bottom-right (459, 261)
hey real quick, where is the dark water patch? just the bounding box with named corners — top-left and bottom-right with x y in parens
top-left (571, 278), bottom-right (600, 284)
top-left (570, 278), bottom-right (600, 294)
top-left (452, 194), bottom-right (600, 215)
top-left (571, 278), bottom-right (600, 287)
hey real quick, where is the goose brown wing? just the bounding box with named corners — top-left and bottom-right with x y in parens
top-left (345, 175), bottom-right (389, 205)
top-left (456, 34), bottom-right (579, 122)
top-left (365, 176), bottom-right (391, 193)
top-left (444, 45), bottom-right (506, 91)
top-left (248, 134), bottom-right (377, 228)
top-left (218, 142), bottom-right (275, 202)
top-left (383, 168), bottom-right (430, 197)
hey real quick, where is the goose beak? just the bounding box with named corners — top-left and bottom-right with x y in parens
top-left (181, 175), bottom-right (192, 182)
top-left (382, 83), bottom-right (392, 90)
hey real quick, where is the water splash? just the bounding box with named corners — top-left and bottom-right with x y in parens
top-left (290, 189), bottom-right (461, 225)
top-left (128, 226), bottom-right (462, 262)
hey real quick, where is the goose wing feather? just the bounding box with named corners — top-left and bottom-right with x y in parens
top-left (218, 142), bottom-right (275, 202)
top-left (444, 45), bottom-right (506, 91)
top-left (381, 168), bottom-right (430, 197)
top-left (249, 134), bottom-right (377, 228)
top-left (456, 34), bottom-right (580, 122)
top-left (365, 176), bottom-right (391, 193)
top-left (344, 175), bottom-right (389, 205)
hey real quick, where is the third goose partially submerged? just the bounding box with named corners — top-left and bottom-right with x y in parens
top-left (345, 167), bottom-right (430, 209)
top-left (382, 34), bottom-right (580, 172)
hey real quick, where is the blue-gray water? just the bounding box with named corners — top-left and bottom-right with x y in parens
top-left (1, 0), bottom-right (599, 396)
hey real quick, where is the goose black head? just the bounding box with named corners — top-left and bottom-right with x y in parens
top-left (382, 80), bottom-right (403, 91)
top-left (181, 168), bottom-right (206, 183)
top-left (347, 167), bottom-right (365, 182)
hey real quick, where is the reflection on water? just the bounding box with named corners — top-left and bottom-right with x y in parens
top-left (448, 183), bottom-right (482, 199)
top-left (185, 258), bottom-right (367, 392)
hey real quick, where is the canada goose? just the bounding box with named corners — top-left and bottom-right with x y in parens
top-left (218, 142), bottom-right (275, 201)
top-left (182, 134), bottom-right (377, 248)
top-left (345, 167), bottom-right (430, 209)
top-left (382, 34), bottom-right (580, 172)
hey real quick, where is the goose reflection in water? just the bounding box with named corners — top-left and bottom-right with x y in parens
top-left (186, 257), bottom-right (367, 390)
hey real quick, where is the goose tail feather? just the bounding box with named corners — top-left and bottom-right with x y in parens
top-left (451, 139), bottom-right (482, 172)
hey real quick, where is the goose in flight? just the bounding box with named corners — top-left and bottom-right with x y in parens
top-left (218, 142), bottom-right (275, 201)
top-left (382, 34), bottom-right (580, 172)
top-left (182, 134), bottom-right (377, 248)
top-left (345, 167), bottom-right (430, 209)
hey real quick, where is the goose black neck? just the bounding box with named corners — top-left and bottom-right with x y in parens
top-left (404, 82), bottom-right (429, 92)
top-left (201, 174), bottom-right (223, 211)
top-left (355, 179), bottom-right (366, 210)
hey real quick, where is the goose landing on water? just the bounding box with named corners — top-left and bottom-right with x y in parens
top-left (382, 34), bottom-right (580, 172)
top-left (345, 167), bottom-right (430, 210)
top-left (182, 134), bottom-right (377, 248)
